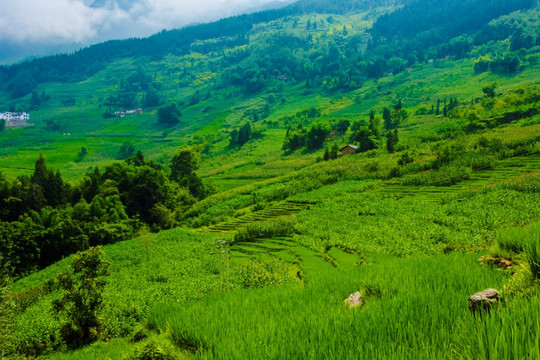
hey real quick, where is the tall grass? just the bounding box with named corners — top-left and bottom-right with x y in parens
top-left (525, 222), bottom-right (540, 279)
top-left (496, 227), bottom-right (528, 254)
top-left (455, 296), bottom-right (540, 360)
top-left (148, 252), bottom-right (507, 359)
top-left (495, 221), bottom-right (540, 278)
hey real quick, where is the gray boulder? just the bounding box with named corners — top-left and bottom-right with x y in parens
top-left (344, 291), bottom-right (364, 308)
top-left (468, 288), bottom-right (500, 314)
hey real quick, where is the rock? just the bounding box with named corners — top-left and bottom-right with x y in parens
top-left (344, 291), bottom-right (364, 308)
top-left (468, 288), bottom-right (500, 314)
top-left (478, 255), bottom-right (495, 265)
top-left (479, 256), bottom-right (512, 269)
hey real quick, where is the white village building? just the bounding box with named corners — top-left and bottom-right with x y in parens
top-left (0, 112), bottom-right (32, 127)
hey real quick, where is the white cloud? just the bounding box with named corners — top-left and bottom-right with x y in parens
top-left (0, 0), bottom-right (109, 43)
top-left (0, 0), bottom-right (290, 46)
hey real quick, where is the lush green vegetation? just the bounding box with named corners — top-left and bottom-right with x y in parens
top-left (1, 0), bottom-right (540, 358)
top-left (0, 148), bottom-right (210, 277)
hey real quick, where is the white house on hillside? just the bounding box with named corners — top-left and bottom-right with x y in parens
top-left (0, 112), bottom-right (31, 127)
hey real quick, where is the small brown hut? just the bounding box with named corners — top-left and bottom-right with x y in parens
top-left (339, 145), bottom-right (359, 157)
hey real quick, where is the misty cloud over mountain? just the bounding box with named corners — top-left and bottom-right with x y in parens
top-left (0, 0), bottom-right (291, 64)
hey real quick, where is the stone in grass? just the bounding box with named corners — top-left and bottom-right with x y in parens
top-left (478, 256), bottom-right (513, 269)
top-left (344, 291), bottom-right (364, 308)
top-left (468, 288), bottom-right (500, 314)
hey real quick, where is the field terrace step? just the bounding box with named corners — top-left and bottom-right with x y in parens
top-left (197, 200), bottom-right (315, 234)
top-left (376, 154), bottom-right (540, 202)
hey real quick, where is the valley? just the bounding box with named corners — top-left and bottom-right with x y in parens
top-left (1, 0), bottom-right (539, 359)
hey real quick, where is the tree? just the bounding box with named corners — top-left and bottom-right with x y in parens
top-left (170, 148), bottom-right (205, 199)
top-left (482, 83), bottom-right (496, 98)
top-left (394, 99), bottom-right (402, 112)
top-left (351, 120), bottom-right (365, 132)
top-left (52, 247), bottom-right (109, 349)
top-left (171, 149), bottom-right (198, 183)
top-left (331, 144), bottom-right (339, 160)
top-left (157, 104), bottom-right (181, 126)
top-left (31, 154), bottom-right (48, 190)
top-left (443, 99), bottom-right (447, 117)
top-left (474, 55), bottom-right (491, 73)
top-left (351, 127), bottom-right (377, 152)
top-left (76, 147), bottom-right (87, 163)
top-left (237, 122), bottom-right (252, 146)
top-left (386, 129), bottom-right (399, 153)
top-left (117, 142), bottom-right (135, 160)
top-left (126, 167), bottom-right (169, 222)
top-left (383, 108), bottom-right (392, 130)
top-left (307, 122), bottom-right (331, 150)
top-left (143, 89), bottom-right (160, 107)
top-left (336, 119), bottom-right (350, 134)
top-left (127, 151), bottom-right (145, 167)
top-left (282, 129), bottom-right (306, 152)
top-left (31, 90), bottom-right (41, 107)
top-left (510, 28), bottom-right (535, 51)
top-left (0, 119), bottom-right (5, 132)
top-left (0, 256), bottom-right (14, 357)
top-left (368, 115), bottom-right (380, 139)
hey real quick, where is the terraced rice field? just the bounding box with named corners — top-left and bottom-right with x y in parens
top-left (148, 235), bottom-right (510, 359)
top-left (199, 201), bottom-right (315, 234)
top-left (377, 155), bottom-right (540, 203)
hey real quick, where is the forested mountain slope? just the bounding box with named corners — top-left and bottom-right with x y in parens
top-left (1, 1), bottom-right (540, 358)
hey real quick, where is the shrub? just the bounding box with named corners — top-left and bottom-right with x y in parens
top-left (234, 218), bottom-right (296, 242)
top-left (52, 247), bottom-right (110, 349)
top-left (236, 258), bottom-right (297, 288)
top-left (129, 341), bottom-right (175, 360)
top-left (0, 259), bottom-right (15, 357)
top-left (402, 165), bottom-right (471, 186)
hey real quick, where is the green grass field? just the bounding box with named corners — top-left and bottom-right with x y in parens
top-left (2, 3), bottom-right (540, 359)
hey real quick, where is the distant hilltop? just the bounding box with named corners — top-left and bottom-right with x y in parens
top-left (0, 112), bottom-right (32, 127)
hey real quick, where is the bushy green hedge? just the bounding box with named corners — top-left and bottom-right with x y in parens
top-left (402, 165), bottom-right (472, 186)
top-left (234, 218), bottom-right (296, 242)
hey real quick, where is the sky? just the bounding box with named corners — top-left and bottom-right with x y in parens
top-left (0, 0), bottom-right (292, 64)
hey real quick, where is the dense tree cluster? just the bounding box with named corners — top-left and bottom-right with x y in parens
top-left (157, 104), bottom-right (181, 126)
top-left (0, 0), bottom-right (536, 100)
top-left (230, 122), bottom-right (252, 147)
top-left (282, 122), bottom-right (331, 153)
top-left (0, 149), bottom-right (209, 278)
top-left (370, 0), bottom-right (533, 61)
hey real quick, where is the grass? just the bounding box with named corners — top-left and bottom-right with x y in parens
top-left (6, 167), bottom-right (540, 358)
top-left (1, 6), bottom-right (540, 360)
top-left (147, 249), bottom-right (508, 360)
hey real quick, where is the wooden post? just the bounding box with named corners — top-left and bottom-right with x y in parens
top-left (219, 248), bottom-right (223, 293)
top-left (226, 246), bottom-right (230, 292)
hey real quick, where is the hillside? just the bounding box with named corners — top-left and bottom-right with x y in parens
top-left (1, 0), bottom-right (540, 359)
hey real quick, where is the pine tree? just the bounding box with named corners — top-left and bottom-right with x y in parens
top-left (331, 144), bottom-right (339, 160)
top-left (443, 99), bottom-right (447, 117)
top-left (386, 129), bottom-right (399, 153)
top-left (369, 116), bottom-right (379, 138)
top-left (383, 108), bottom-right (392, 130)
